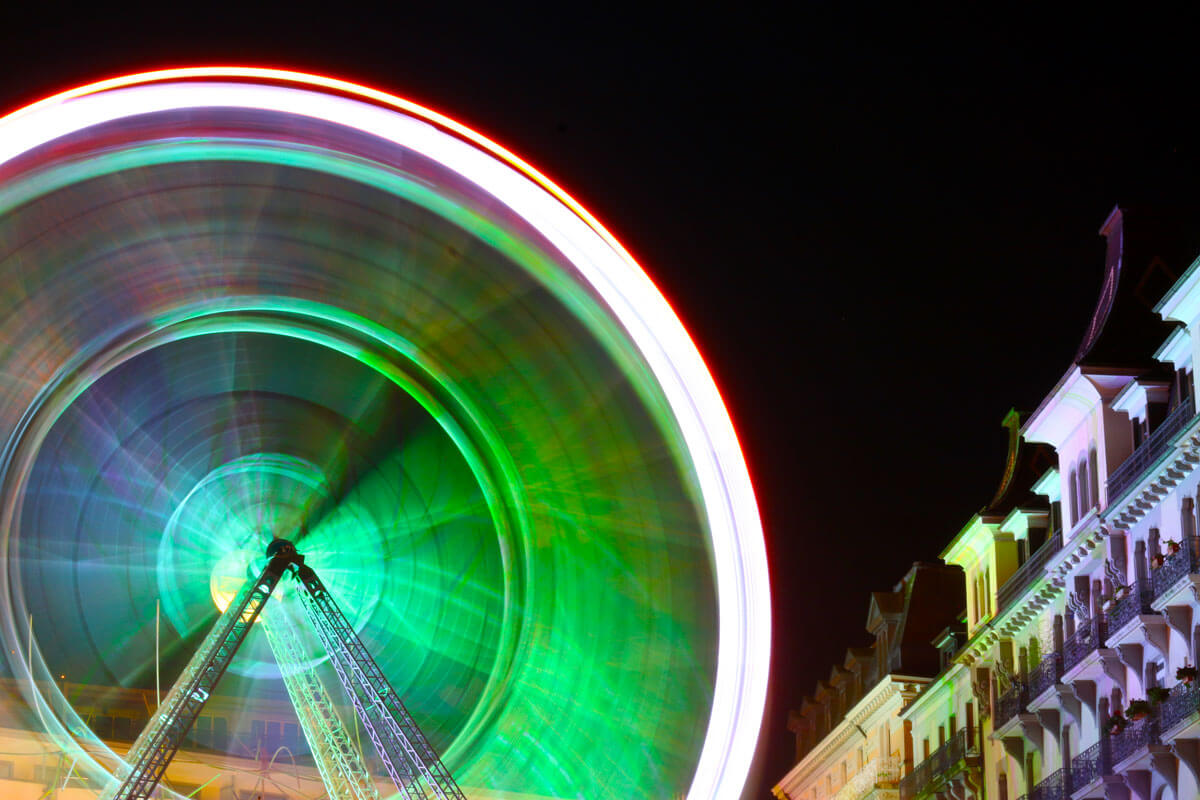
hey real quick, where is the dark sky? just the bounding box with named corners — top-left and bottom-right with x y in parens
top-left (4, 6), bottom-right (1200, 798)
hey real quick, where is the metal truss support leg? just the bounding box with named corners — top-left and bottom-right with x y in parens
top-left (100, 554), bottom-right (294, 800)
top-left (262, 597), bottom-right (381, 800)
top-left (294, 565), bottom-right (468, 800)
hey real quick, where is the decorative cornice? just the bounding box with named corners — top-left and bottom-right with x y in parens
top-left (1048, 526), bottom-right (1106, 584)
top-left (1105, 415), bottom-right (1200, 532)
top-left (776, 674), bottom-right (929, 788)
top-left (1155, 250), bottom-right (1200, 326)
top-left (958, 559), bottom-right (1068, 667)
top-left (1155, 325), bottom-right (1192, 368)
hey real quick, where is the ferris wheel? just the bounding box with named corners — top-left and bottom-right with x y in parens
top-left (0, 68), bottom-right (769, 799)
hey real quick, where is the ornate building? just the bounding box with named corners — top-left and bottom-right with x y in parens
top-left (774, 562), bottom-right (964, 800)
top-left (776, 205), bottom-right (1200, 800)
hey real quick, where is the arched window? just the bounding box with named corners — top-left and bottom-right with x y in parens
top-left (1089, 447), bottom-right (1100, 507)
top-left (1068, 466), bottom-right (1079, 526)
top-left (1077, 455), bottom-right (1090, 518)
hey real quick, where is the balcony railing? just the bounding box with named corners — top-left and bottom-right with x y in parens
top-left (1110, 712), bottom-right (1160, 766)
top-left (1108, 395), bottom-right (1197, 502)
top-left (834, 757), bottom-right (901, 800)
top-left (898, 757), bottom-right (930, 800)
top-left (898, 730), bottom-right (969, 800)
top-left (1160, 681), bottom-right (1200, 733)
top-left (1105, 578), bottom-right (1153, 635)
top-left (997, 533), bottom-right (1063, 615)
top-left (1062, 614), bottom-right (1105, 673)
top-left (1028, 767), bottom-right (1068, 800)
top-left (1028, 652), bottom-right (1062, 699)
top-left (1070, 738), bottom-right (1110, 791)
top-left (995, 682), bottom-right (1028, 729)
top-left (1152, 533), bottom-right (1200, 601)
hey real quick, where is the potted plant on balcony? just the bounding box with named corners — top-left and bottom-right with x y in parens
top-left (1105, 712), bottom-right (1129, 735)
top-left (1167, 539), bottom-right (1182, 556)
top-left (1151, 553), bottom-right (1165, 569)
top-left (1148, 686), bottom-right (1171, 704)
top-left (1100, 592), bottom-right (1115, 612)
top-left (1127, 699), bottom-right (1153, 719)
top-left (1179, 664), bottom-right (1198, 684)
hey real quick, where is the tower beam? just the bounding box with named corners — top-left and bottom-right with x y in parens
top-left (262, 598), bottom-right (381, 800)
top-left (100, 539), bottom-right (468, 800)
top-left (101, 549), bottom-right (296, 800)
top-left (294, 563), bottom-right (468, 800)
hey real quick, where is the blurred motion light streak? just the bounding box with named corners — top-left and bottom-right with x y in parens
top-left (0, 68), bottom-right (768, 798)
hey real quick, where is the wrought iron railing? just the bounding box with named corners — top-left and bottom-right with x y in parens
top-left (1062, 614), bottom-right (1105, 673)
top-left (1110, 712), bottom-right (1159, 766)
top-left (1028, 767), bottom-right (1068, 800)
top-left (995, 682), bottom-right (1028, 729)
top-left (898, 730), bottom-right (968, 800)
top-left (1108, 395), bottom-right (1197, 502)
top-left (1028, 652), bottom-right (1062, 699)
top-left (1152, 534), bottom-right (1200, 601)
top-left (1070, 738), bottom-right (1110, 791)
top-left (1160, 681), bottom-right (1200, 733)
top-left (1105, 578), bottom-right (1153, 636)
top-left (898, 759), bottom-right (928, 800)
top-left (997, 533), bottom-right (1063, 614)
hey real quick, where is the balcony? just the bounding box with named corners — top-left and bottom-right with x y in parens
top-left (996, 532), bottom-right (1063, 615)
top-left (1110, 712), bottom-right (1159, 767)
top-left (1027, 652), bottom-right (1061, 700)
top-left (1105, 578), bottom-right (1153, 637)
top-left (1151, 534), bottom-right (1200, 603)
top-left (833, 757), bottom-right (901, 800)
top-left (1062, 615), bottom-right (1105, 674)
top-left (898, 730), bottom-right (972, 800)
top-left (1022, 767), bottom-right (1068, 800)
top-left (994, 682), bottom-right (1028, 730)
top-left (1069, 738), bottom-right (1110, 793)
top-left (1160, 680), bottom-right (1200, 735)
top-left (1108, 395), bottom-right (1196, 503)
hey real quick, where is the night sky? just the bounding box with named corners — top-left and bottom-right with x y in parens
top-left (4, 6), bottom-right (1200, 798)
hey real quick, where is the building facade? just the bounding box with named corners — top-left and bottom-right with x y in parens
top-left (774, 562), bottom-right (965, 800)
top-left (777, 205), bottom-right (1200, 800)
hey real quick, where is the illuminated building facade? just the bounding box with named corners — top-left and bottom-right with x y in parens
top-left (774, 562), bottom-right (965, 800)
top-left (777, 205), bottom-right (1200, 800)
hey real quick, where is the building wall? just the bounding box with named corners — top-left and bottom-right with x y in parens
top-left (779, 207), bottom-right (1200, 800)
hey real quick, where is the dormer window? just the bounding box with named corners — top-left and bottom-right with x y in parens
top-left (1113, 378), bottom-right (1172, 450)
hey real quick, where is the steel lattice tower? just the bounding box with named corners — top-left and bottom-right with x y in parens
top-left (99, 540), bottom-right (468, 800)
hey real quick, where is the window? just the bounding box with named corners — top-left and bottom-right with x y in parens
top-left (1088, 448), bottom-right (1099, 508)
top-left (112, 716), bottom-right (134, 741)
top-left (285, 721), bottom-right (301, 749)
top-left (90, 714), bottom-right (113, 740)
top-left (1076, 457), bottom-right (1089, 517)
top-left (1068, 467), bottom-right (1079, 526)
top-left (213, 716), bottom-right (229, 750)
top-left (193, 715), bottom-right (212, 748)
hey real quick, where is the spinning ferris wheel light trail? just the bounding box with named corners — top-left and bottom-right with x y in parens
top-left (0, 68), bottom-right (769, 799)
